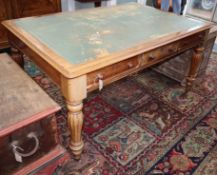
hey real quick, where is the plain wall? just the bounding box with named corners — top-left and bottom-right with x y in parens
top-left (61, 0), bottom-right (147, 11)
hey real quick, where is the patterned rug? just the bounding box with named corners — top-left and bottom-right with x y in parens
top-left (24, 53), bottom-right (217, 175)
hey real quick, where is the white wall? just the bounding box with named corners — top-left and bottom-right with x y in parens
top-left (61, 0), bottom-right (75, 11)
top-left (61, 0), bottom-right (147, 11)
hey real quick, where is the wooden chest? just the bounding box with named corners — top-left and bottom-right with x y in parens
top-left (153, 26), bottom-right (217, 83)
top-left (0, 53), bottom-right (64, 174)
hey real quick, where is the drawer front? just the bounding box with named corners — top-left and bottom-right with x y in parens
top-left (87, 56), bottom-right (139, 91)
top-left (140, 32), bottom-right (205, 66)
top-left (12, 0), bottom-right (61, 18)
top-left (86, 31), bottom-right (205, 92)
top-left (0, 116), bottom-right (58, 175)
top-left (141, 42), bottom-right (179, 66)
top-left (178, 32), bottom-right (205, 52)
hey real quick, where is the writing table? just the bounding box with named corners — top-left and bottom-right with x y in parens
top-left (2, 3), bottom-right (212, 159)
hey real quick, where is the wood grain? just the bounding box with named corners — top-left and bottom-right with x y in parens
top-left (8, 32), bottom-right (62, 85)
top-left (0, 0), bottom-right (10, 49)
top-left (0, 0), bottom-right (61, 49)
top-left (61, 75), bottom-right (87, 159)
top-left (0, 53), bottom-right (60, 134)
top-left (185, 47), bottom-right (204, 92)
top-left (11, 0), bottom-right (61, 18)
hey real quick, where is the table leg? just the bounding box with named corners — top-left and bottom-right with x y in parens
top-left (10, 47), bottom-right (24, 68)
top-left (61, 75), bottom-right (87, 160)
top-left (185, 46), bottom-right (204, 92)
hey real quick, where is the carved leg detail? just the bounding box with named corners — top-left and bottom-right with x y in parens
top-left (67, 101), bottom-right (84, 160)
top-left (185, 47), bottom-right (204, 93)
top-left (61, 75), bottom-right (87, 160)
top-left (10, 47), bottom-right (24, 68)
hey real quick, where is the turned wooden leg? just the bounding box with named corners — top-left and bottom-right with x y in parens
top-left (185, 47), bottom-right (204, 93)
top-left (61, 75), bottom-right (87, 160)
top-left (66, 101), bottom-right (84, 159)
top-left (10, 47), bottom-right (24, 68)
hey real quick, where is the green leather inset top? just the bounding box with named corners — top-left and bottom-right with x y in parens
top-left (15, 3), bottom-right (207, 64)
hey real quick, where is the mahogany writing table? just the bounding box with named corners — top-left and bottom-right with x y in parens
top-left (2, 3), bottom-right (212, 159)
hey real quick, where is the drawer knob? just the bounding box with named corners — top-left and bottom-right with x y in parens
top-left (177, 47), bottom-right (181, 52)
top-left (128, 62), bottom-right (133, 68)
top-left (183, 42), bottom-right (188, 46)
top-left (96, 73), bottom-right (103, 79)
top-left (169, 47), bottom-right (178, 53)
top-left (168, 48), bottom-right (175, 52)
top-left (148, 55), bottom-right (155, 61)
top-left (199, 34), bottom-right (203, 39)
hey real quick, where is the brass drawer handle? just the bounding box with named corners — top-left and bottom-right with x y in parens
top-left (168, 46), bottom-right (179, 53)
top-left (94, 73), bottom-right (104, 91)
top-left (11, 132), bottom-right (39, 163)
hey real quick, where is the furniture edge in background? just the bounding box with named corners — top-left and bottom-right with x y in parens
top-left (0, 0), bottom-right (61, 50)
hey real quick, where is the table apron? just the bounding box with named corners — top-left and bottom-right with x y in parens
top-left (8, 32), bottom-right (62, 86)
top-left (87, 31), bottom-right (206, 92)
top-left (8, 30), bottom-right (205, 92)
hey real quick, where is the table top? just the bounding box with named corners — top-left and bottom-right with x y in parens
top-left (0, 53), bottom-right (60, 136)
top-left (3, 3), bottom-right (212, 78)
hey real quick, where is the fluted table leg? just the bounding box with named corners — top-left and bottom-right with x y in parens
top-left (185, 47), bottom-right (204, 93)
top-left (61, 75), bottom-right (87, 160)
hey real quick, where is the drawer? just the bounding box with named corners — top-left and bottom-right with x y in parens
top-left (140, 42), bottom-right (179, 66)
top-left (0, 115), bottom-right (58, 175)
top-left (140, 32), bottom-right (205, 66)
top-left (178, 32), bottom-right (205, 52)
top-left (87, 56), bottom-right (139, 91)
